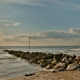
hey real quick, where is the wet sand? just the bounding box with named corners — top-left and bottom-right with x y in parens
top-left (6, 71), bottom-right (80, 80)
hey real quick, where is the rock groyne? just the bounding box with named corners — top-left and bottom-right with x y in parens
top-left (4, 50), bottom-right (80, 71)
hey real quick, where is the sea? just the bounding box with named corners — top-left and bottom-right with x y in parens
top-left (0, 46), bottom-right (80, 80)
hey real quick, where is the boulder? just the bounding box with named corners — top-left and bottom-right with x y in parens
top-left (77, 68), bottom-right (80, 71)
top-left (46, 64), bottom-right (52, 69)
top-left (69, 57), bottom-right (73, 62)
top-left (37, 60), bottom-right (41, 64)
top-left (25, 73), bottom-right (35, 76)
top-left (40, 59), bottom-right (47, 63)
top-left (72, 55), bottom-right (76, 58)
top-left (51, 69), bottom-right (57, 73)
top-left (62, 57), bottom-right (69, 64)
top-left (51, 56), bottom-right (57, 65)
top-left (66, 63), bottom-right (79, 71)
top-left (74, 61), bottom-right (79, 64)
top-left (54, 62), bottom-right (66, 69)
top-left (40, 63), bottom-right (47, 67)
top-left (54, 53), bottom-right (63, 61)
top-left (58, 68), bottom-right (66, 71)
top-left (46, 53), bottom-right (53, 59)
top-left (75, 56), bottom-right (80, 61)
top-left (42, 55), bottom-right (47, 59)
top-left (62, 54), bottom-right (67, 58)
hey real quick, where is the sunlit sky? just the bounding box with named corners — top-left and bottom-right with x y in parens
top-left (0, 0), bottom-right (80, 46)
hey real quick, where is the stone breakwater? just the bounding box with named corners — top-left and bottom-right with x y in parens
top-left (4, 50), bottom-right (80, 72)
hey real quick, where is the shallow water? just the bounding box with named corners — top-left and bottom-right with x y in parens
top-left (0, 50), bottom-right (42, 79)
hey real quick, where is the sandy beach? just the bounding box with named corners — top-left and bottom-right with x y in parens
top-left (6, 71), bottom-right (80, 80)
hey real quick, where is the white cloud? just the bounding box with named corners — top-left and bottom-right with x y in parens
top-left (69, 28), bottom-right (80, 34)
top-left (0, 20), bottom-right (21, 27)
top-left (14, 28), bottom-right (80, 39)
top-left (0, 28), bottom-right (80, 46)
top-left (0, 20), bottom-right (13, 22)
top-left (13, 23), bottom-right (21, 26)
top-left (2, 0), bottom-right (45, 7)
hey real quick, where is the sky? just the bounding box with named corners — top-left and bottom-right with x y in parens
top-left (0, 0), bottom-right (80, 46)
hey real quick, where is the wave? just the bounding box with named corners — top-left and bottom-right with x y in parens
top-left (0, 57), bottom-right (16, 60)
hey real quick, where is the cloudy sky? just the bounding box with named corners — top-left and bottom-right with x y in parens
top-left (0, 0), bottom-right (80, 46)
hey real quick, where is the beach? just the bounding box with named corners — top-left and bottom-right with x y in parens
top-left (6, 71), bottom-right (80, 80)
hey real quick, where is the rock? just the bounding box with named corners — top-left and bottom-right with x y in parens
top-left (37, 60), bottom-right (41, 64)
top-left (46, 53), bottom-right (53, 59)
top-left (72, 55), bottom-right (76, 58)
top-left (42, 55), bottom-right (47, 59)
top-left (51, 69), bottom-right (57, 73)
top-left (46, 64), bottom-right (52, 69)
top-left (51, 56), bottom-right (57, 65)
top-left (54, 53), bottom-right (63, 61)
top-left (74, 61), bottom-right (79, 64)
top-left (29, 59), bottom-right (34, 63)
top-left (25, 73), bottom-right (35, 76)
top-left (62, 54), bottom-right (67, 58)
top-left (40, 59), bottom-right (47, 63)
top-left (69, 57), bottom-right (73, 62)
top-left (66, 63), bottom-right (79, 71)
top-left (75, 56), bottom-right (80, 61)
top-left (54, 62), bottom-right (66, 69)
top-left (58, 68), bottom-right (66, 71)
top-left (77, 68), bottom-right (80, 71)
top-left (47, 59), bottom-right (53, 64)
top-left (40, 63), bottom-right (47, 67)
top-left (62, 57), bottom-right (69, 64)
top-left (65, 55), bottom-right (71, 58)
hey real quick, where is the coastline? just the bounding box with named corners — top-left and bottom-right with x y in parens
top-left (5, 71), bottom-right (80, 80)
top-left (3, 50), bottom-right (80, 80)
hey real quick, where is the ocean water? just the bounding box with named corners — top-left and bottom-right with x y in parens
top-left (0, 46), bottom-right (80, 79)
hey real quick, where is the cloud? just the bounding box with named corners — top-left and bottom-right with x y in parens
top-left (13, 23), bottom-right (21, 26)
top-left (2, 0), bottom-right (80, 10)
top-left (69, 28), bottom-right (80, 34)
top-left (48, 0), bottom-right (80, 11)
top-left (14, 28), bottom-right (80, 39)
top-left (0, 20), bottom-right (21, 26)
top-left (2, 0), bottom-right (45, 7)
top-left (0, 28), bottom-right (80, 46)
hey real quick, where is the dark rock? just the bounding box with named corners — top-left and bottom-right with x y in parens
top-left (77, 68), bottom-right (80, 71)
top-left (62, 54), bottom-right (67, 58)
top-left (58, 68), bottom-right (66, 71)
top-left (25, 73), bottom-right (35, 76)
top-left (51, 69), bottom-right (57, 73)
top-left (40, 63), bottom-right (47, 67)
top-left (46, 53), bottom-right (53, 59)
top-left (72, 55), bottom-right (76, 58)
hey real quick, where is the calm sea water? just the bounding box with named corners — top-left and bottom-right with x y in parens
top-left (0, 46), bottom-right (80, 79)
